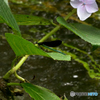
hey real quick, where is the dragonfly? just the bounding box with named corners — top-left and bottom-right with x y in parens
top-left (37, 40), bottom-right (65, 55)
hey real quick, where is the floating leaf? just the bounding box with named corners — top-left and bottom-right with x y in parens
top-left (21, 83), bottom-right (61, 100)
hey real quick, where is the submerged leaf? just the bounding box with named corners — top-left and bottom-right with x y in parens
top-left (14, 14), bottom-right (51, 25)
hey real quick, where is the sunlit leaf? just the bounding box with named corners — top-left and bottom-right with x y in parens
top-left (0, 0), bottom-right (21, 36)
top-left (47, 52), bottom-right (71, 61)
top-left (57, 17), bottom-right (100, 45)
top-left (21, 83), bottom-right (61, 100)
top-left (5, 33), bottom-right (71, 61)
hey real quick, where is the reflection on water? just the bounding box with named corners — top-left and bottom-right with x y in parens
top-left (0, 0), bottom-right (100, 100)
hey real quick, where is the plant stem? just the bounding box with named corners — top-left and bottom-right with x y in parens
top-left (3, 9), bottom-right (76, 80)
top-left (38, 9), bottom-right (76, 43)
top-left (64, 9), bottom-right (76, 20)
top-left (14, 71), bottom-right (25, 82)
top-left (7, 83), bottom-right (21, 86)
top-left (3, 55), bottom-right (29, 80)
top-left (38, 25), bottom-right (61, 43)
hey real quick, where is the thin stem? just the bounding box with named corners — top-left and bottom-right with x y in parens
top-left (7, 83), bottom-right (21, 86)
top-left (64, 9), bottom-right (76, 20)
top-left (38, 9), bottom-right (76, 43)
top-left (14, 71), bottom-right (25, 82)
top-left (3, 55), bottom-right (29, 80)
top-left (63, 42), bottom-right (100, 68)
top-left (38, 25), bottom-right (61, 43)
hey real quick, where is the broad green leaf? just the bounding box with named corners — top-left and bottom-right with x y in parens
top-left (57, 17), bottom-right (100, 45)
top-left (47, 52), bottom-right (71, 61)
top-left (0, 14), bottom-right (51, 25)
top-left (0, 0), bottom-right (21, 36)
top-left (5, 33), bottom-right (49, 57)
top-left (5, 33), bottom-right (71, 61)
top-left (21, 83), bottom-right (61, 100)
top-left (14, 14), bottom-right (51, 25)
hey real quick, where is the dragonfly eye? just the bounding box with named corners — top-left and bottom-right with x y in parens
top-left (38, 40), bottom-right (62, 47)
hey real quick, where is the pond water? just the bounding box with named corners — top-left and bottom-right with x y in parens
top-left (0, 0), bottom-right (100, 100)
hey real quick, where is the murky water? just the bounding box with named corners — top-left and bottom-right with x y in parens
top-left (0, 0), bottom-right (100, 100)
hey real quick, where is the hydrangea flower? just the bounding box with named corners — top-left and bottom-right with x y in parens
top-left (70, 0), bottom-right (98, 21)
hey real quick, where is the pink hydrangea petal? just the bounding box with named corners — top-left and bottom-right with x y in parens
top-left (77, 4), bottom-right (91, 21)
top-left (83, 0), bottom-right (95, 4)
top-left (85, 2), bottom-right (98, 13)
top-left (70, 0), bottom-right (82, 8)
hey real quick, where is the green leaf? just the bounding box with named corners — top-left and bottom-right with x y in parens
top-left (14, 14), bottom-right (51, 25)
top-left (21, 83), bottom-right (61, 100)
top-left (47, 52), bottom-right (71, 61)
top-left (0, 0), bottom-right (21, 36)
top-left (5, 33), bottom-right (49, 57)
top-left (0, 14), bottom-right (51, 25)
top-left (57, 17), bottom-right (100, 45)
top-left (5, 33), bottom-right (71, 61)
